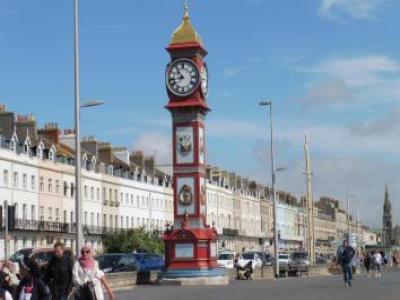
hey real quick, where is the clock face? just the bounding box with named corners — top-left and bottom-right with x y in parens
top-left (166, 59), bottom-right (200, 97)
top-left (200, 64), bottom-right (208, 97)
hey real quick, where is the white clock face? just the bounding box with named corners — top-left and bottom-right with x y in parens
top-left (166, 59), bottom-right (200, 97)
top-left (200, 64), bottom-right (208, 97)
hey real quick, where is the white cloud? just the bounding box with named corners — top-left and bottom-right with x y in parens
top-left (302, 55), bottom-right (400, 88)
top-left (132, 133), bottom-right (172, 165)
top-left (223, 66), bottom-right (243, 77)
top-left (296, 55), bottom-right (400, 108)
top-left (299, 80), bottom-right (352, 108)
top-left (319, 0), bottom-right (386, 20)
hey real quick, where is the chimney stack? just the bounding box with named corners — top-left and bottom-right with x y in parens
top-left (38, 122), bottom-right (60, 144)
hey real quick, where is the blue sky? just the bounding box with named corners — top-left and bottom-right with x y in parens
top-left (1, 0), bottom-right (400, 227)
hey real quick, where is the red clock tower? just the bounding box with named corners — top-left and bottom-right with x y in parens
top-left (160, 4), bottom-right (228, 285)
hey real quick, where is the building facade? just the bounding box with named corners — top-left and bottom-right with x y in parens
top-left (0, 105), bottom-right (375, 259)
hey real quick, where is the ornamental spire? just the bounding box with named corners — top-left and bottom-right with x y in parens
top-left (170, 0), bottom-right (203, 45)
top-left (184, 0), bottom-right (189, 19)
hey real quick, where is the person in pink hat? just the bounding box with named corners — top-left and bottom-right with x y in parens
top-left (71, 245), bottom-right (115, 300)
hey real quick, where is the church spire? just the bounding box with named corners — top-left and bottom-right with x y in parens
top-left (384, 184), bottom-right (391, 211)
top-left (383, 185), bottom-right (393, 245)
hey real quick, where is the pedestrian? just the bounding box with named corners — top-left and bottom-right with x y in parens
top-left (1, 260), bottom-right (20, 298)
top-left (339, 239), bottom-right (355, 288)
top-left (72, 245), bottom-right (115, 300)
top-left (364, 252), bottom-right (372, 277)
top-left (0, 271), bottom-right (13, 300)
top-left (45, 242), bottom-right (74, 300)
top-left (373, 251), bottom-right (383, 278)
top-left (16, 259), bottom-right (51, 300)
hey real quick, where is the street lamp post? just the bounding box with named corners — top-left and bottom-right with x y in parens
top-left (73, 0), bottom-right (82, 258)
top-left (259, 100), bottom-right (279, 278)
top-left (74, 0), bottom-right (105, 258)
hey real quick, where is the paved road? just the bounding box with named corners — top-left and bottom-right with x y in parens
top-left (117, 272), bottom-right (400, 300)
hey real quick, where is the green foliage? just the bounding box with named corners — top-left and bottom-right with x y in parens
top-left (103, 227), bottom-right (164, 254)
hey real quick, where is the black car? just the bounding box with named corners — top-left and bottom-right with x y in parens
top-left (97, 253), bottom-right (138, 273)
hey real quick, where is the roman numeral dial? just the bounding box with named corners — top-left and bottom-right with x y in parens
top-left (166, 59), bottom-right (200, 97)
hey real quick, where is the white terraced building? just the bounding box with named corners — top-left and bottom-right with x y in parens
top-left (0, 105), bottom-right (372, 260)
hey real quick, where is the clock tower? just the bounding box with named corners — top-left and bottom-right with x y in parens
top-left (160, 4), bottom-right (228, 285)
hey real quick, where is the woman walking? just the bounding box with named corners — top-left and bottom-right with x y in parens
top-left (72, 245), bottom-right (115, 300)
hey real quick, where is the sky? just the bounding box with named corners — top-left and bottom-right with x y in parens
top-left (1, 0), bottom-right (400, 228)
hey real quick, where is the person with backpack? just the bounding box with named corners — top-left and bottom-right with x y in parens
top-left (339, 239), bottom-right (355, 288)
top-left (72, 245), bottom-right (115, 300)
top-left (45, 242), bottom-right (74, 300)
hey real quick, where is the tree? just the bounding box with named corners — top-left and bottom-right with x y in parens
top-left (103, 227), bottom-right (164, 254)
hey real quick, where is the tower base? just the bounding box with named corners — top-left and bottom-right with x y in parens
top-left (158, 268), bottom-right (229, 286)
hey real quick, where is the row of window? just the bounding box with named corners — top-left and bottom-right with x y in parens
top-left (24, 205), bottom-right (172, 230)
top-left (2, 170), bottom-right (173, 210)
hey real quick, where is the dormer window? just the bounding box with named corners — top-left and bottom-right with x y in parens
top-left (23, 136), bottom-right (31, 156)
top-left (82, 153), bottom-right (88, 169)
top-left (100, 162), bottom-right (105, 173)
top-left (10, 133), bottom-right (18, 153)
top-left (90, 157), bottom-right (96, 171)
top-left (37, 147), bottom-right (43, 159)
top-left (10, 140), bottom-right (16, 152)
top-left (107, 165), bottom-right (113, 176)
top-left (48, 146), bottom-right (56, 161)
top-left (37, 141), bottom-right (44, 159)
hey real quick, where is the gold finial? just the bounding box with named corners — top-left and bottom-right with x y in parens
top-left (184, 0), bottom-right (189, 18)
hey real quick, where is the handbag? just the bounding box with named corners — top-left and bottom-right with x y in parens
top-left (78, 263), bottom-right (97, 300)
top-left (78, 281), bottom-right (97, 300)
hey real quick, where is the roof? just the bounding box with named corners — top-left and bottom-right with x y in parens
top-left (170, 5), bottom-right (203, 46)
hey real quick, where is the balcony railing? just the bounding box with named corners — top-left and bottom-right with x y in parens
top-left (12, 219), bottom-right (134, 235)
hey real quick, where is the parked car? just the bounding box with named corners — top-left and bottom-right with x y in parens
top-left (97, 253), bottom-right (137, 273)
top-left (251, 252), bottom-right (272, 266)
top-left (217, 252), bottom-right (237, 269)
top-left (131, 253), bottom-right (164, 272)
top-left (275, 253), bottom-right (290, 275)
top-left (10, 247), bottom-right (72, 275)
top-left (289, 252), bottom-right (310, 276)
top-left (240, 252), bottom-right (263, 268)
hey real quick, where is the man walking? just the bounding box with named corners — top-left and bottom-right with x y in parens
top-left (45, 242), bottom-right (74, 300)
top-left (339, 239), bottom-right (355, 288)
top-left (372, 250), bottom-right (382, 278)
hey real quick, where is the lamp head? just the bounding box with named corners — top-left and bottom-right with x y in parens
top-left (80, 99), bottom-right (105, 109)
top-left (259, 101), bottom-right (271, 106)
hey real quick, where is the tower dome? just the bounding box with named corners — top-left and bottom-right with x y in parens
top-left (170, 3), bottom-right (203, 45)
